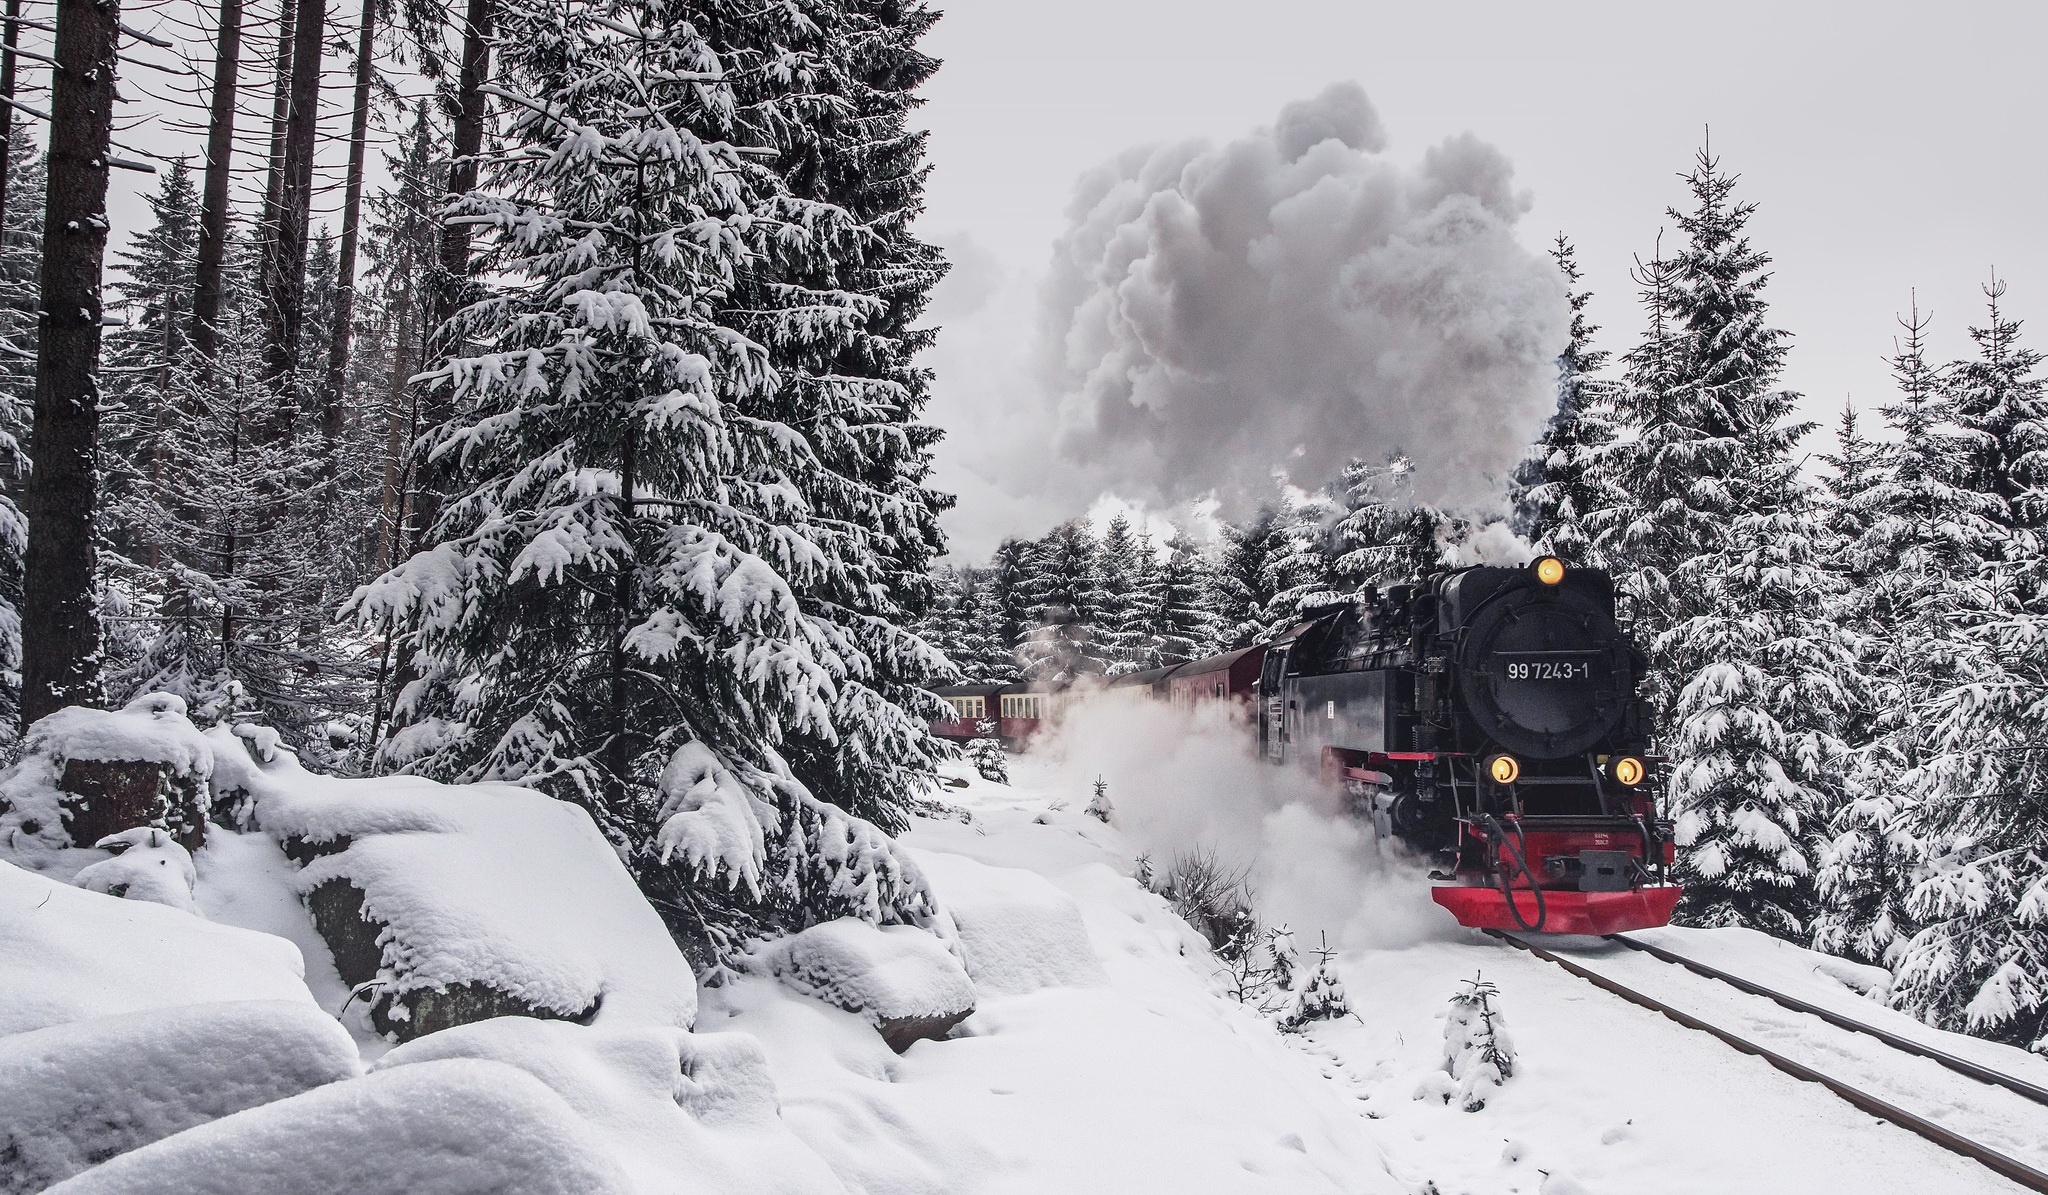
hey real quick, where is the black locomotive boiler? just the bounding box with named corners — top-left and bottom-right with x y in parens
top-left (1260, 556), bottom-right (1679, 934)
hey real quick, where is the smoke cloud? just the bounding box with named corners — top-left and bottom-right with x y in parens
top-left (1025, 691), bottom-right (1458, 952)
top-left (1035, 81), bottom-right (1568, 516)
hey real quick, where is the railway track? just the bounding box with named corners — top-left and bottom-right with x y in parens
top-left (1486, 928), bottom-right (2048, 1193)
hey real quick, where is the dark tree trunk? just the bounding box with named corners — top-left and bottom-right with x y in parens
top-left (260, 0), bottom-right (323, 406)
top-left (317, 0), bottom-right (375, 487)
top-left (374, 276), bottom-right (413, 572)
top-left (260, 0), bottom-right (293, 234)
top-left (408, 0), bottom-right (489, 549)
top-left (0, 0), bottom-right (24, 237)
top-left (21, 0), bottom-right (120, 725)
top-left (190, 0), bottom-right (242, 366)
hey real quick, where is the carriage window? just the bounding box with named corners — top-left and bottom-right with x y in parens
top-left (1327, 700), bottom-right (1335, 720)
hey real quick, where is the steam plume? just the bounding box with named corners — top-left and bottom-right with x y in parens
top-left (1037, 82), bottom-right (1568, 515)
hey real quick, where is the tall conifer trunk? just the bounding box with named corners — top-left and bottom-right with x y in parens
top-left (21, 0), bottom-right (120, 725)
top-left (191, 0), bottom-right (242, 366)
top-left (408, 0), bottom-right (489, 551)
top-left (0, 0), bottom-right (23, 238)
top-left (318, 0), bottom-right (375, 488)
top-left (261, 0), bottom-right (323, 405)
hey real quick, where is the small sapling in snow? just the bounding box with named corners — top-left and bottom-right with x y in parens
top-left (1439, 972), bottom-right (1515, 1111)
top-left (1085, 776), bottom-right (1115, 824)
top-left (1280, 933), bottom-right (1353, 1033)
top-left (966, 721), bottom-right (1010, 784)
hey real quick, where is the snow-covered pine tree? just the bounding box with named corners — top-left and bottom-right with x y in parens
top-left (1512, 234), bottom-right (1619, 564)
top-left (1439, 973), bottom-right (1514, 1112)
top-left (1885, 282), bottom-right (2048, 1048)
top-left (1014, 520), bottom-right (1108, 684)
top-left (985, 536), bottom-right (1034, 660)
top-left (1813, 299), bottom-right (1999, 965)
top-left (1327, 456), bottom-right (1445, 596)
top-left (915, 564), bottom-right (973, 680)
top-left (1264, 487), bottom-right (1341, 634)
top-left (1214, 504), bottom-right (1291, 649)
top-left (1946, 275), bottom-right (2048, 538)
top-left (1094, 513), bottom-right (1147, 672)
top-left (1655, 146), bottom-right (1849, 937)
top-left (1145, 526), bottom-right (1223, 666)
top-left (693, 0), bottom-right (955, 825)
top-left (1585, 236), bottom-right (1719, 702)
top-left (350, 0), bottom-right (943, 956)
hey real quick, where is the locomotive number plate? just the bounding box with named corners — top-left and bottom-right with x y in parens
top-left (1495, 652), bottom-right (1597, 682)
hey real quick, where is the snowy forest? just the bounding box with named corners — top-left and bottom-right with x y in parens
top-left (0, 0), bottom-right (2039, 1110)
top-left (924, 152), bottom-right (2048, 1054)
top-left (0, 0), bottom-right (957, 964)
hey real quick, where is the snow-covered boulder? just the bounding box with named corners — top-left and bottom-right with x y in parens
top-left (0, 695), bottom-right (215, 875)
top-left (910, 852), bottom-right (1108, 995)
top-left (0, 1000), bottom-right (360, 1192)
top-left (376, 1019), bottom-right (844, 1195)
top-left (41, 1058), bottom-right (633, 1195)
top-left (752, 919), bottom-right (975, 1052)
top-left (71, 828), bottom-right (199, 911)
top-left (230, 739), bottom-right (698, 1039)
top-left (0, 861), bottom-right (318, 1037)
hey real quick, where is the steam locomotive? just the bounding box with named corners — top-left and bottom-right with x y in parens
top-left (932, 557), bottom-right (1679, 934)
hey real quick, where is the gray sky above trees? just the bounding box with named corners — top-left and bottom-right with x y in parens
top-left (916, 0), bottom-right (2048, 558)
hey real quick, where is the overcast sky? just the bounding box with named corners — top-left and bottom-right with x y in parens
top-left (914, 0), bottom-right (2048, 558)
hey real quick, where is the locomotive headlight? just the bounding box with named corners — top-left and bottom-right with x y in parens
top-left (1611, 756), bottom-right (1646, 787)
top-left (1533, 556), bottom-right (1566, 586)
top-left (1486, 754), bottom-right (1521, 785)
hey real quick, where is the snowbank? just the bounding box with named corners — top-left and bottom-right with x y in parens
top-left (0, 1000), bottom-right (360, 1191)
top-left (750, 919), bottom-right (975, 1050)
top-left (42, 1058), bottom-right (633, 1195)
top-left (376, 1019), bottom-right (845, 1195)
top-left (230, 738), bottom-right (698, 1035)
top-left (0, 860), bottom-right (317, 1036)
top-left (71, 827), bottom-right (199, 910)
top-left (910, 851), bottom-right (1107, 995)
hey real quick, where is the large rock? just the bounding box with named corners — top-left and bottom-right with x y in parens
top-left (0, 695), bottom-right (215, 871)
top-left (41, 1059), bottom-right (634, 1195)
top-left (304, 877), bottom-right (597, 1040)
top-left (0, 1001), bottom-right (361, 1194)
top-left (753, 919), bottom-right (975, 1052)
top-left (236, 748), bottom-right (699, 1041)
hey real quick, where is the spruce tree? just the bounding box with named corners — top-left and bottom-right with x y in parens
top-left (1513, 234), bottom-right (1619, 563)
top-left (1215, 504), bottom-right (1291, 648)
top-left (1094, 513), bottom-right (1147, 672)
top-left (1014, 520), bottom-right (1108, 684)
top-left (351, 0), bottom-right (943, 954)
top-left (1653, 145), bottom-right (1847, 937)
top-left (1328, 456), bottom-right (1444, 594)
top-left (1144, 526), bottom-right (1222, 666)
top-left (1886, 283), bottom-right (2048, 1047)
top-left (1813, 299), bottom-right (1998, 965)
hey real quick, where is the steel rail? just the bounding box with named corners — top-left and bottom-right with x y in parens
top-left (1486, 929), bottom-right (2048, 1194)
top-left (1608, 932), bottom-right (2048, 1108)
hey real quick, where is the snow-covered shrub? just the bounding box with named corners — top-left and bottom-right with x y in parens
top-left (1439, 973), bottom-right (1515, 1111)
top-left (71, 828), bottom-right (197, 911)
top-left (1279, 936), bottom-right (1352, 1033)
top-left (1152, 848), bottom-right (1260, 961)
top-left (966, 733), bottom-right (1009, 785)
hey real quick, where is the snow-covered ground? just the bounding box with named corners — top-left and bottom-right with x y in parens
top-left (7, 696), bottom-right (2043, 1193)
